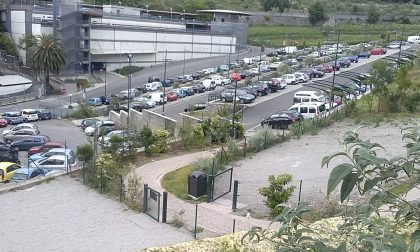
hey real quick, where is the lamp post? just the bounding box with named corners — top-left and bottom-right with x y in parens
top-left (183, 9), bottom-right (185, 21)
top-left (146, 4), bottom-right (148, 13)
top-left (126, 54), bottom-right (133, 131)
top-left (258, 35), bottom-right (263, 82)
top-left (398, 24), bottom-right (404, 67)
top-left (329, 29), bottom-right (341, 116)
top-left (162, 50), bottom-right (171, 116)
top-left (104, 61), bottom-right (107, 96)
top-left (182, 49), bottom-right (186, 76)
top-left (231, 74), bottom-right (241, 139)
top-left (170, 8), bottom-right (172, 19)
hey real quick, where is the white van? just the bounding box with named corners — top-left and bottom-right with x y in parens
top-left (42, 15), bottom-right (53, 22)
top-left (283, 46), bottom-right (298, 54)
top-left (407, 36), bottom-right (420, 44)
top-left (200, 79), bottom-right (216, 90)
top-left (281, 74), bottom-right (297, 85)
top-left (293, 91), bottom-right (325, 104)
top-left (20, 109), bottom-right (39, 122)
top-left (209, 75), bottom-right (230, 86)
top-left (147, 92), bottom-right (167, 105)
top-left (145, 82), bottom-right (161, 92)
top-left (289, 102), bottom-right (326, 119)
top-left (243, 58), bottom-right (254, 64)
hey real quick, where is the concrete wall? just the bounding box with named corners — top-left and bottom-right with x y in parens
top-left (109, 109), bottom-right (177, 136)
top-left (10, 10), bottom-right (26, 63)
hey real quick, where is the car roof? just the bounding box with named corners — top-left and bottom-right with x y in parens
top-left (48, 148), bottom-right (72, 153)
top-left (44, 155), bottom-right (66, 161)
top-left (0, 162), bottom-right (18, 169)
top-left (14, 167), bottom-right (38, 174)
top-left (44, 141), bottom-right (64, 146)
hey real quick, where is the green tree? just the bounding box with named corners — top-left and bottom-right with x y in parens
top-left (30, 34), bottom-right (65, 95)
top-left (259, 174), bottom-right (295, 218)
top-left (367, 5), bottom-right (380, 24)
top-left (367, 59), bottom-right (395, 112)
top-left (308, 1), bottom-right (326, 26)
top-left (259, 0), bottom-right (291, 12)
top-left (76, 144), bottom-right (94, 164)
top-left (17, 34), bottom-right (37, 51)
top-left (0, 35), bottom-right (18, 57)
top-left (173, 0), bottom-right (209, 13)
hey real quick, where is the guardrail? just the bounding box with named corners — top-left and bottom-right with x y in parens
top-left (0, 93), bottom-right (39, 107)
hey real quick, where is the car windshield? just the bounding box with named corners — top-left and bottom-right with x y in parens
top-left (236, 90), bottom-right (248, 96)
top-left (12, 172), bottom-right (29, 181)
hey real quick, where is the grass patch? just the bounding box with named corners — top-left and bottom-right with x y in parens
top-left (162, 164), bottom-right (207, 202)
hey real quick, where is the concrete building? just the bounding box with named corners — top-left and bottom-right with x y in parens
top-left (0, 1), bottom-right (250, 76)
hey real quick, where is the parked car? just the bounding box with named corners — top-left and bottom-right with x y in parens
top-left (370, 48), bottom-right (387, 55)
top-left (3, 129), bottom-right (40, 144)
top-left (266, 51), bottom-right (278, 57)
top-left (99, 96), bottom-right (112, 105)
top-left (0, 116), bottom-right (7, 128)
top-left (294, 72), bottom-right (310, 83)
top-left (289, 102), bottom-right (326, 119)
top-left (172, 89), bottom-right (187, 98)
top-left (11, 167), bottom-right (48, 182)
top-left (337, 57), bottom-right (351, 68)
top-left (219, 65), bottom-right (229, 71)
top-left (29, 148), bottom-right (75, 162)
top-left (296, 56), bottom-right (306, 62)
top-left (20, 109), bottom-right (39, 122)
top-left (98, 130), bottom-right (125, 147)
top-left (184, 103), bottom-right (207, 112)
top-left (28, 141), bottom-right (65, 155)
top-left (133, 97), bottom-right (156, 108)
top-left (347, 55), bottom-right (359, 63)
top-left (301, 68), bottom-right (324, 78)
top-left (0, 145), bottom-right (19, 164)
top-left (11, 135), bottom-right (51, 151)
top-left (209, 75), bottom-right (230, 86)
top-left (145, 82), bottom-right (161, 92)
top-left (166, 91), bottom-right (178, 102)
top-left (147, 92), bottom-right (167, 105)
top-left (357, 51), bottom-right (371, 58)
top-left (0, 162), bottom-right (21, 182)
top-left (329, 62), bottom-right (341, 71)
top-left (1, 112), bottom-right (24, 125)
top-left (248, 84), bottom-right (269, 96)
top-left (238, 70), bottom-right (251, 79)
top-left (36, 108), bottom-right (52, 120)
top-left (161, 79), bottom-right (174, 87)
top-left (29, 155), bottom-right (76, 171)
top-left (281, 74), bottom-right (297, 85)
top-left (130, 102), bottom-right (148, 112)
top-left (2, 123), bottom-right (38, 136)
top-left (220, 90), bottom-right (255, 104)
top-left (190, 84), bottom-right (205, 94)
top-left (257, 80), bottom-right (280, 93)
top-left (241, 87), bottom-right (258, 98)
top-left (199, 79), bottom-right (216, 90)
top-left (84, 121), bottom-right (116, 136)
top-left (192, 72), bottom-right (202, 80)
top-left (321, 63), bottom-right (334, 73)
top-left (148, 76), bottom-right (160, 83)
top-left (261, 110), bottom-right (304, 129)
top-left (180, 87), bottom-right (195, 96)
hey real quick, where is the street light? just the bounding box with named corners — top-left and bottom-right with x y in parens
top-left (183, 9), bottom-right (185, 21)
top-left (146, 4), bottom-right (148, 13)
top-left (170, 8), bottom-right (172, 19)
top-left (162, 50), bottom-right (171, 116)
top-left (231, 73), bottom-right (241, 139)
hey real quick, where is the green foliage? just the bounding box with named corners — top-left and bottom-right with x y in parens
top-left (258, 174), bottom-right (295, 218)
top-left (179, 123), bottom-right (208, 149)
top-left (140, 127), bottom-right (154, 154)
top-left (259, 0), bottom-right (291, 12)
top-left (172, 0), bottom-right (209, 13)
top-left (247, 127), bottom-right (278, 152)
top-left (367, 59), bottom-right (395, 112)
top-left (367, 5), bottom-right (380, 24)
top-left (308, 1), bottom-right (326, 26)
top-left (247, 122), bottom-right (420, 250)
top-left (149, 128), bottom-right (170, 153)
top-left (70, 102), bottom-right (98, 119)
top-left (125, 172), bottom-right (143, 212)
top-left (195, 117), bottom-right (243, 143)
top-left (114, 65), bottom-right (143, 76)
top-left (0, 34), bottom-right (18, 57)
top-left (76, 144), bottom-right (94, 163)
top-left (76, 79), bottom-right (91, 91)
top-left (17, 34), bottom-right (37, 51)
top-left (388, 66), bottom-right (420, 112)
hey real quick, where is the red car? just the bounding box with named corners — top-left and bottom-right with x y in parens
top-left (28, 141), bottom-right (65, 155)
top-left (369, 48), bottom-right (387, 55)
top-left (0, 116), bottom-right (7, 127)
top-left (321, 64), bottom-right (334, 73)
top-left (166, 91), bottom-right (178, 102)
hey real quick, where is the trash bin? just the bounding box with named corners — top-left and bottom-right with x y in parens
top-left (188, 171), bottom-right (207, 198)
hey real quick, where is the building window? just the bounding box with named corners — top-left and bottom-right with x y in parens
top-left (221, 18), bottom-right (225, 22)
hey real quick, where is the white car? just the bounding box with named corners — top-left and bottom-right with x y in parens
top-left (269, 62), bottom-right (283, 70)
top-left (145, 82), bottom-right (161, 92)
top-left (84, 121), bottom-right (116, 136)
top-left (98, 130), bottom-right (125, 147)
top-left (2, 123), bottom-right (38, 136)
top-left (209, 75), bottom-right (231, 86)
top-left (294, 72), bottom-right (310, 83)
top-left (281, 74), bottom-right (298, 85)
top-left (271, 78), bottom-right (288, 89)
top-left (30, 155), bottom-right (77, 171)
top-left (133, 97), bottom-right (156, 108)
top-left (387, 42), bottom-right (401, 49)
top-left (249, 68), bottom-right (260, 75)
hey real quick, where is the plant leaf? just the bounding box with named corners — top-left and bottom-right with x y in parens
top-left (321, 152), bottom-right (348, 168)
top-left (314, 241), bottom-right (329, 252)
top-left (340, 172), bottom-right (359, 203)
top-left (335, 242), bottom-right (346, 252)
top-left (363, 177), bottom-right (381, 194)
top-left (327, 163), bottom-right (354, 196)
top-left (388, 183), bottom-right (412, 196)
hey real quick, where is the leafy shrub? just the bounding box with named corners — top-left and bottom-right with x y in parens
top-left (140, 127), bottom-right (154, 154)
top-left (76, 144), bottom-right (94, 163)
top-left (124, 172), bottom-right (143, 212)
top-left (259, 174), bottom-right (295, 218)
top-left (149, 128), bottom-right (170, 153)
top-left (114, 65), bottom-right (143, 76)
top-left (70, 102), bottom-right (98, 119)
top-left (76, 79), bottom-right (91, 91)
top-left (247, 127), bottom-right (277, 152)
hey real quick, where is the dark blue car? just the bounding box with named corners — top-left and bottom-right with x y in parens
top-left (1, 112), bottom-right (24, 125)
top-left (99, 96), bottom-right (112, 105)
top-left (161, 79), bottom-right (174, 87)
top-left (357, 51), bottom-right (371, 58)
top-left (36, 108), bottom-right (52, 120)
top-left (11, 135), bottom-right (51, 151)
top-left (347, 55), bottom-right (359, 63)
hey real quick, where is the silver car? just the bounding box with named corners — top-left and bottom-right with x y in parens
top-left (3, 128), bottom-right (40, 144)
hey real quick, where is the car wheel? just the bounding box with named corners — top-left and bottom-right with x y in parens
top-left (221, 82), bottom-right (225, 86)
top-left (14, 146), bottom-right (19, 151)
top-left (24, 118), bottom-right (28, 123)
top-left (6, 139), bottom-right (12, 144)
top-left (221, 97), bottom-right (226, 102)
top-left (238, 99), bottom-right (244, 104)
top-left (258, 92), bottom-right (262, 97)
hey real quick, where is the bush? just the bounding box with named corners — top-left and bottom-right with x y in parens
top-left (149, 128), bottom-right (170, 153)
top-left (247, 127), bottom-right (278, 152)
top-left (140, 127), bottom-right (154, 154)
top-left (179, 123), bottom-right (208, 149)
top-left (259, 174), bottom-right (295, 218)
top-left (124, 172), bottom-right (143, 212)
top-left (114, 65), bottom-right (143, 76)
top-left (70, 102), bottom-right (98, 119)
top-left (76, 79), bottom-right (91, 91)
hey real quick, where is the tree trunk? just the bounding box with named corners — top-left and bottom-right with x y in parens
top-left (45, 71), bottom-right (50, 95)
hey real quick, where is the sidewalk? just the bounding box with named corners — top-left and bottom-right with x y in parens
top-left (134, 150), bottom-right (279, 238)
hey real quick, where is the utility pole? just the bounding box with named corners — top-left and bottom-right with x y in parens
top-left (330, 30), bottom-right (340, 116)
top-left (182, 50), bottom-right (186, 76)
top-left (398, 24), bottom-right (404, 67)
top-left (258, 35), bottom-right (263, 82)
top-left (162, 50), bottom-right (169, 116)
top-left (126, 54), bottom-right (133, 132)
top-left (104, 57), bottom-right (107, 96)
top-left (232, 79), bottom-right (238, 139)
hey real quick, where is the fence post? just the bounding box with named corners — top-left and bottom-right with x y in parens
top-left (232, 219), bottom-right (236, 233)
top-left (162, 191), bottom-right (168, 223)
top-left (298, 180), bottom-right (303, 203)
top-left (282, 129), bottom-right (285, 142)
top-left (207, 176), bottom-right (213, 203)
top-left (243, 136), bottom-right (247, 157)
top-left (263, 131), bottom-right (267, 149)
top-left (232, 180), bottom-right (239, 211)
top-left (100, 167), bottom-right (103, 193)
top-left (82, 163), bottom-right (85, 185)
top-left (143, 183), bottom-right (148, 213)
top-left (194, 204), bottom-right (198, 239)
top-left (119, 175), bottom-right (123, 202)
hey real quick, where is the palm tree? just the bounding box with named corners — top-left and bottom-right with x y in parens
top-left (30, 34), bottom-right (65, 95)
